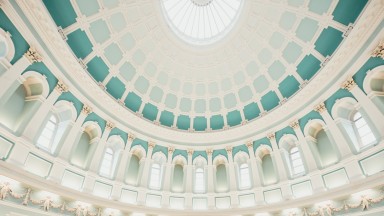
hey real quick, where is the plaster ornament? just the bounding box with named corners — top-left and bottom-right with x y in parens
top-left (42, 196), bottom-right (53, 211)
top-left (361, 195), bottom-right (371, 210)
top-left (325, 204), bottom-right (333, 216)
top-left (22, 188), bottom-right (31, 205)
top-left (0, 182), bottom-right (12, 200)
top-left (82, 207), bottom-right (89, 216)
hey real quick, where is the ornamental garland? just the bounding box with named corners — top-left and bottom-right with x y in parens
top-left (1, 181), bottom-right (384, 216)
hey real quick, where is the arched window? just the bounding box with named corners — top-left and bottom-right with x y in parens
top-left (99, 148), bottom-right (114, 177)
top-left (239, 163), bottom-right (251, 189)
top-left (353, 112), bottom-right (376, 147)
top-left (36, 115), bottom-right (58, 151)
top-left (194, 167), bottom-right (205, 193)
top-left (149, 163), bottom-right (162, 190)
top-left (289, 147), bottom-right (305, 176)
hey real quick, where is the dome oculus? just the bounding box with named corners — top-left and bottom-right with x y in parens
top-left (161, 0), bottom-right (243, 45)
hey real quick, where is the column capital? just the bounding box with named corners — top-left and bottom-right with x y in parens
top-left (246, 140), bottom-right (253, 149)
top-left (372, 40), bottom-right (384, 59)
top-left (81, 104), bottom-right (93, 115)
top-left (55, 80), bottom-right (69, 93)
top-left (289, 120), bottom-right (300, 129)
top-left (314, 102), bottom-right (326, 113)
top-left (206, 148), bottom-right (213, 156)
top-left (225, 146), bottom-right (232, 155)
top-left (341, 77), bottom-right (357, 91)
top-left (168, 146), bottom-right (175, 154)
top-left (106, 121), bottom-right (115, 131)
top-left (128, 133), bottom-right (136, 142)
top-left (148, 141), bottom-right (156, 149)
top-left (267, 132), bottom-right (275, 140)
top-left (187, 149), bottom-right (194, 156)
top-left (24, 46), bottom-right (43, 63)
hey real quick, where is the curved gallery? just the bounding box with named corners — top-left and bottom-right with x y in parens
top-left (0, 0), bottom-right (384, 216)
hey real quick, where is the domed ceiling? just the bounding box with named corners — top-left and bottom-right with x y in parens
top-left (43, 0), bottom-right (366, 132)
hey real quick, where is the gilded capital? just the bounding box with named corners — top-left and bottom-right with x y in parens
top-left (128, 133), bottom-right (136, 142)
top-left (225, 146), bottom-right (232, 154)
top-left (289, 120), bottom-right (299, 129)
top-left (246, 140), bottom-right (253, 149)
top-left (206, 148), bottom-right (213, 155)
top-left (148, 141), bottom-right (156, 149)
top-left (187, 149), bottom-right (194, 156)
top-left (81, 105), bottom-right (92, 115)
top-left (314, 102), bottom-right (326, 113)
top-left (372, 40), bottom-right (384, 59)
top-left (55, 80), bottom-right (69, 93)
top-left (168, 146), bottom-right (175, 154)
top-left (267, 133), bottom-right (275, 140)
top-left (341, 77), bottom-right (357, 91)
top-left (24, 46), bottom-right (43, 63)
top-left (106, 121), bottom-right (115, 130)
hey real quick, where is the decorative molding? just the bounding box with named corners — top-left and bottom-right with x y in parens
top-left (314, 102), bottom-right (326, 113)
top-left (105, 121), bottom-right (115, 130)
top-left (168, 146), bottom-right (174, 154)
top-left (24, 46), bottom-right (43, 63)
top-left (128, 133), bottom-right (136, 142)
top-left (54, 80), bottom-right (68, 93)
top-left (206, 148), bottom-right (213, 155)
top-left (341, 77), bottom-right (357, 91)
top-left (372, 40), bottom-right (384, 59)
top-left (267, 133), bottom-right (275, 140)
top-left (289, 120), bottom-right (299, 129)
top-left (148, 141), bottom-right (156, 149)
top-left (225, 146), bottom-right (232, 154)
top-left (81, 105), bottom-right (92, 115)
top-left (246, 140), bottom-right (253, 149)
top-left (187, 149), bottom-right (194, 156)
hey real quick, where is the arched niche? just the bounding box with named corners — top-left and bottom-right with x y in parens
top-left (0, 71), bottom-right (49, 134)
top-left (234, 151), bottom-right (251, 189)
top-left (304, 119), bottom-right (339, 168)
top-left (278, 134), bottom-right (305, 178)
top-left (70, 121), bottom-right (102, 169)
top-left (213, 155), bottom-right (228, 193)
top-left (0, 28), bottom-right (15, 62)
top-left (171, 155), bottom-right (187, 193)
top-left (193, 155), bottom-right (207, 193)
top-left (35, 100), bottom-right (77, 154)
top-left (255, 145), bottom-right (277, 186)
top-left (331, 97), bottom-right (378, 153)
top-left (363, 65), bottom-right (384, 114)
top-left (99, 135), bottom-right (124, 178)
top-left (125, 145), bottom-right (146, 186)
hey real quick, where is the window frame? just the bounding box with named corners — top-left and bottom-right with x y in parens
top-left (99, 147), bottom-right (114, 178)
top-left (194, 167), bottom-right (205, 193)
top-left (352, 111), bottom-right (376, 148)
top-left (289, 146), bottom-right (305, 177)
top-left (238, 163), bottom-right (251, 189)
top-left (149, 163), bottom-right (162, 190)
top-left (36, 114), bottom-right (58, 152)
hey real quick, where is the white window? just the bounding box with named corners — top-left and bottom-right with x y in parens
top-left (149, 163), bottom-right (162, 190)
top-left (239, 163), bottom-right (251, 189)
top-left (194, 168), bottom-right (205, 193)
top-left (99, 148), bottom-right (114, 177)
top-left (353, 112), bottom-right (376, 147)
top-left (36, 115), bottom-right (58, 151)
top-left (290, 147), bottom-right (305, 176)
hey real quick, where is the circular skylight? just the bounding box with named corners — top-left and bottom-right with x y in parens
top-left (161, 0), bottom-right (244, 45)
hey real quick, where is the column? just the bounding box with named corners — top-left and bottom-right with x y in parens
top-left (342, 77), bottom-right (384, 139)
top-left (161, 146), bottom-right (174, 208)
top-left (89, 121), bottom-right (114, 172)
top-left (0, 47), bottom-right (42, 101)
top-left (290, 120), bottom-right (318, 171)
top-left (246, 141), bottom-right (262, 187)
top-left (115, 133), bottom-right (135, 182)
top-left (82, 174), bottom-right (96, 193)
top-left (206, 148), bottom-right (214, 209)
top-left (226, 146), bottom-right (239, 207)
top-left (136, 141), bottom-right (155, 205)
top-left (162, 146), bottom-right (174, 191)
top-left (267, 133), bottom-right (288, 181)
top-left (344, 156), bottom-right (365, 182)
top-left (185, 149), bottom-right (193, 209)
top-left (139, 141), bottom-right (155, 188)
top-left (314, 102), bottom-right (353, 159)
top-left (23, 80), bottom-right (68, 141)
top-left (47, 160), bottom-right (66, 184)
top-left (58, 105), bottom-right (92, 160)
